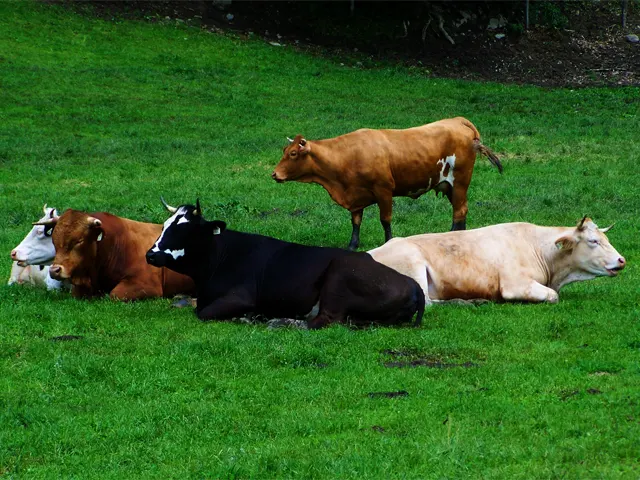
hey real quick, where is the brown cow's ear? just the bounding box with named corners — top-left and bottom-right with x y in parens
top-left (555, 236), bottom-right (576, 251)
top-left (86, 217), bottom-right (102, 228)
top-left (298, 139), bottom-right (310, 155)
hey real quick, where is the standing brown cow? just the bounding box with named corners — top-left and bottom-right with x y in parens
top-left (35, 209), bottom-right (195, 300)
top-left (272, 117), bottom-right (502, 250)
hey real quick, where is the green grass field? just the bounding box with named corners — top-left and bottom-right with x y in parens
top-left (1, 2), bottom-right (639, 478)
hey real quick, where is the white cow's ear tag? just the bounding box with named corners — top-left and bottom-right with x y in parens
top-left (97, 232), bottom-right (103, 242)
top-left (555, 242), bottom-right (563, 250)
top-left (213, 227), bottom-right (221, 235)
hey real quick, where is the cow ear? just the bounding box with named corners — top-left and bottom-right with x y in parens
top-left (211, 221), bottom-right (226, 236)
top-left (86, 217), bottom-right (102, 228)
top-left (555, 236), bottom-right (576, 251)
top-left (298, 138), bottom-right (310, 155)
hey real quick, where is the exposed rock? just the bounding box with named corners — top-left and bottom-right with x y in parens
top-left (487, 16), bottom-right (507, 30)
top-left (625, 34), bottom-right (639, 43)
top-left (495, 33), bottom-right (506, 40)
top-left (225, 13), bottom-right (234, 22)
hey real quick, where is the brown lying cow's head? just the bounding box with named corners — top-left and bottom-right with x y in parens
top-left (36, 210), bottom-right (104, 288)
top-left (271, 135), bottom-right (312, 183)
top-left (555, 216), bottom-right (626, 278)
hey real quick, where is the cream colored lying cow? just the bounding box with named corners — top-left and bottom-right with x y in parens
top-left (368, 217), bottom-right (626, 304)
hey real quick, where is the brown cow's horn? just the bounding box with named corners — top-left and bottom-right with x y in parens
top-left (160, 196), bottom-right (178, 214)
top-left (287, 137), bottom-right (294, 144)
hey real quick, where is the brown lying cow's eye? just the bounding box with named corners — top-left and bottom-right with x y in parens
top-left (290, 151), bottom-right (297, 157)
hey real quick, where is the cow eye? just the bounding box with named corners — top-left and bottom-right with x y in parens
top-left (290, 151), bottom-right (297, 157)
top-left (589, 239), bottom-right (599, 246)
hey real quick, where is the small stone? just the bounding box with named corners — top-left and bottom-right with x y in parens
top-left (495, 33), bottom-right (506, 39)
top-left (625, 34), bottom-right (639, 44)
top-left (226, 13), bottom-right (234, 21)
top-left (269, 42), bottom-right (282, 47)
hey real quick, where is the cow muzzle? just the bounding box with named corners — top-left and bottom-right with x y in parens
top-left (146, 250), bottom-right (165, 267)
top-left (606, 256), bottom-right (626, 276)
top-left (271, 171), bottom-right (285, 183)
top-left (49, 264), bottom-right (66, 280)
top-left (11, 249), bottom-right (27, 266)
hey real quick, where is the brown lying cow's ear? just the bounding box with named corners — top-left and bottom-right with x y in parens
top-left (555, 236), bottom-right (576, 251)
top-left (298, 138), bottom-right (310, 155)
top-left (86, 217), bottom-right (102, 228)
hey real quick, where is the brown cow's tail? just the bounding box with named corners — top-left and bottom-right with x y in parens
top-left (474, 140), bottom-right (503, 174)
top-left (460, 118), bottom-right (503, 174)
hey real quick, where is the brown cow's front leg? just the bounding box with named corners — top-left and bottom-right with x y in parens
top-left (348, 209), bottom-right (363, 251)
top-left (376, 193), bottom-right (393, 243)
top-left (449, 184), bottom-right (469, 231)
top-left (110, 281), bottom-right (161, 301)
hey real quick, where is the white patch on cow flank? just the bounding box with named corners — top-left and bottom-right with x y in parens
top-left (437, 154), bottom-right (456, 187)
top-left (164, 248), bottom-right (185, 260)
top-left (151, 207), bottom-right (189, 253)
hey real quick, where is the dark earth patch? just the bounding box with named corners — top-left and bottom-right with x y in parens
top-left (587, 388), bottom-right (603, 395)
top-left (381, 348), bottom-right (479, 369)
top-left (49, 335), bottom-right (83, 342)
top-left (371, 425), bottom-right (386, 433)
top-left (368, 390), bottom-right (409, 399)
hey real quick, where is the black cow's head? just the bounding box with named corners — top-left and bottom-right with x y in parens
top-left (145, 198), bottom-right (226, 274)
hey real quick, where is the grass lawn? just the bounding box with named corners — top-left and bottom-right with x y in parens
top-left (1, 2), bottom-right (639, 478)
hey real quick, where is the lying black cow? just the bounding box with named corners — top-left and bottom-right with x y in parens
top-left (145, 199), bottom-right (424, 329)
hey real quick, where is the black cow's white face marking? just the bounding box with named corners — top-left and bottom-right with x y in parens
top-left (150, 207), bottom-right (190, 260)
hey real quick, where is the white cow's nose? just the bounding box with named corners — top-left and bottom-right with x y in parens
top-left (10, 249), bottom-right (18, 260)
top-left (618, 257), bottom-right (626, 268)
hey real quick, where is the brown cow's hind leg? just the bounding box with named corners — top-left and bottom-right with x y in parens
top-left (449, 184), bottom-right (469, 231)
top-left (348, 209), bottom-right (363, 251)
top-left (376, 192), bottom-right (393, 243)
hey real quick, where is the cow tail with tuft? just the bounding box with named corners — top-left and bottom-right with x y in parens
top-left (413, 282), bottom-right (425, 327)
top-left (474, 140), bottom-right (503, 174)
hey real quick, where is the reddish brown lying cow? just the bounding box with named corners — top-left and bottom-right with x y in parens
top-left (272, 117), bottom-right (502, 250)
top-left (35, 209), bottom-right (195, 300)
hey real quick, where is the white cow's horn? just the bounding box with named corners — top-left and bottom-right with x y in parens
top-left (160, 196), bottom-right (178, 214)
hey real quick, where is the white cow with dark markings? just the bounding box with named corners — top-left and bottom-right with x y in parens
top-left (8, 205), bottom-right (64, 290)
top-left (368, 217), bottom-right (626, 304)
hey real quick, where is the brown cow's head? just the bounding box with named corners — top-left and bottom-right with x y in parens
top-left (42, 210), bottom-right (104, 287)
top-left (271, 135), bottom-right (312, 183)
top-left (555, 217), bottom-right (626, 278)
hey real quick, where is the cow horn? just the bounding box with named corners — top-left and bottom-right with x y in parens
top-left (194, 198), bottom-right (202, 216)
top-left (599, 223), bottom-right (614, 233)
top-left (577, 215), bottom-right (588, 230)
top-left (43, 203), bottom-right (48, 214)
top-left (33, 217), bottom-right (58, 227)
top-left (160, 196), bottom-right (178, 214)
top-left (287, 137), bottom-right (294, 144)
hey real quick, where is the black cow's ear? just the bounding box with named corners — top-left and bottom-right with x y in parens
top-left (212, 221), bottom-right (226, 236)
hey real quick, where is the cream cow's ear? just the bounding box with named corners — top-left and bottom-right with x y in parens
top-left (555, 236), bottom-right (576, 251)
